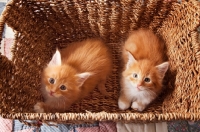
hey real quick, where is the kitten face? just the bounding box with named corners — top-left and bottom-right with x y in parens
top-left (42, 64), bottom-right (92, 100)
top-left (123, 60), bottom-right (162, 93)
top-left (42, 65), bottom-right (79, 99)
top-left (123, 51), bottom-right (168, 94)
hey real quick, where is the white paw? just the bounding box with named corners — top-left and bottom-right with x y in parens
top-left (34, 102), bottom-right (45, 113)
top-left (131, 102), bottom-right (145, 112)
top-left (118, 99), bottom-right (130, 110)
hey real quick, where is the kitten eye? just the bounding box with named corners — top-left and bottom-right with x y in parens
top-left (49, 78), bottom-right (55, 84)
top-left (60, 85), bottom-right (66, 90)
top-left (133, 73), bottom-right (138, 78)
top-left (144, 77), bottom-right (150, 82)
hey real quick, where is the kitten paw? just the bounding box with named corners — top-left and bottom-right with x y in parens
top-left (34, 102), bottom-right (45, 113)
top-left (131, 102), bottom-right (145, 112)
top-left (118, 99), bottom-right (130, 110)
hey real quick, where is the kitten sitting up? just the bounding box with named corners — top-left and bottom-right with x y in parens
top-left (118, 29), bottom-right (169, 111)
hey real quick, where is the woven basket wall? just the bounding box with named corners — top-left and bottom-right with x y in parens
top-left (0, 0), bottom-right (200, 123)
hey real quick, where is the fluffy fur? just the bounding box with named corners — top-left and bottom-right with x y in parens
top-left (118, 29), bottom-right (169, 111)
top-left (34, 39), bottom-right (112, 113)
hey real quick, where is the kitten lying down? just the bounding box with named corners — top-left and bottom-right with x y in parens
top-left (34, 39), bottom-right (112, 113)
top-left (118, 29), bottom-right (169, 112)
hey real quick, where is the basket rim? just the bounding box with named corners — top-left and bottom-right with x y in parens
top-left (1, 112), bottom-right (200, 122)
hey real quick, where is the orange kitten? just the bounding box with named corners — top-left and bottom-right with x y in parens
top-left (118, 29), bottom-right (169, 111)
top-left (34, 39), bottom-right (112, 113)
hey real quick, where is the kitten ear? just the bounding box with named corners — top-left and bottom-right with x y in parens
top-left (126, 51), bottom-right (137, 69)
top-left (76, 72), bottom-right (93, 87)
top-left (156, 62), bottom-right (169, 79)
top-left (48, 49), bottom-right (62, 66)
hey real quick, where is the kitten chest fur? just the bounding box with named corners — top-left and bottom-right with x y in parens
top-left (121, 77), bottom-right (156, 104)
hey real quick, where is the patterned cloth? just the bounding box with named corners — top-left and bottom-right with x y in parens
top-left (13, 120), bottom-right (116, 132)
top-left (3, 38), bottom-right (13, 60)
top-left (0, 117), bottom-right (12, 132)
top-left (168, 120), bottom-right (200, 132)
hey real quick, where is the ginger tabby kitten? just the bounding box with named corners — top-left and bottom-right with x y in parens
top-left (34, 39), bottom-right (112, 113)
top-left (118, 29), bottom-right (169, 111)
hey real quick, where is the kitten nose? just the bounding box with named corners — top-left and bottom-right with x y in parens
top-left (137, 84), bottom-right (141, 88)
top-left (137, 84), bottom-right (142, 90)
top-left (50, 91), bottom-right (55, 96)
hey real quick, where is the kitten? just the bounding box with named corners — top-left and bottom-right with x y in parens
top-left (118, 29), bottom-right (169, 111)
top-left (34, 39), bottom-right (112, 113)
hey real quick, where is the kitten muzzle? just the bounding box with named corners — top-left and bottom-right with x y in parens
top-left (49, 91), bottom-right (55, 96)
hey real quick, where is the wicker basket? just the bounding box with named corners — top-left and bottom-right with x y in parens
top-left (0, 0), bottom-right (200, 123)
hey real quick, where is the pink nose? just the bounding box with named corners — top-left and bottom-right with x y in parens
top-left (137, 84), bottom-right (141, 88)
top-left (137, 84), bottom-right (141, 90)
top-left (50, 91), bottom-right (55, 96)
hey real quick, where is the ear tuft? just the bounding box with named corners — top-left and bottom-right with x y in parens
top-left (126, 51), bottom-right (137, 69)
top-left (48, 49), bottom-right (62, 66)
top-left (156, 62), bottom-right (169, 79)
top-left (76, 72), bottom-right (93, 87)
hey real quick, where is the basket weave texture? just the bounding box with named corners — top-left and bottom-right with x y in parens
top-left (0, 0), bottom-right (200, 123)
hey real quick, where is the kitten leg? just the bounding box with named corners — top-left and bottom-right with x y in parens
top-left (34, 102), bottom-right (58, 113)
top-left (131, 101), bottom-right (147, 112)
top-left (34, 102), bottom-right (67, 113)
top-left (97, 79), bottom-right (109, 96)
top-left (34, 102), bottom-right (45, 113)
top-left (118, 92), bottom-right (132, 110)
